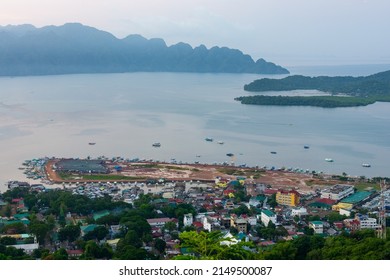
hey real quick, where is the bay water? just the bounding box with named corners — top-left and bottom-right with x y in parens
top-left (1, 64), bottom-right (390, 191)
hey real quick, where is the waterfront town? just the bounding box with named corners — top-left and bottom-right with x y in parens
top-left (0, 156), bottom-right (389, 259)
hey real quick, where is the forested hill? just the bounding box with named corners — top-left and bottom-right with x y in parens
top-left (0, 23), bottom-right (289, 76)
top-left (244, 70), bottom-right (390, 96)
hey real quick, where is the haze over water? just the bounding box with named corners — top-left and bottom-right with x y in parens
top-left (1, 64), bottom-right (390, 191)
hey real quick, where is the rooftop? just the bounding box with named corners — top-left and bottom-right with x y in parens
top-left (262, 209), bottom-right (275, 217)
top-left (341, 191), bottom-right (371, 204)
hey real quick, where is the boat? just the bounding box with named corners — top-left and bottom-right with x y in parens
top-left (152, 142), bottom-right (161, 147)
top-left (362, 163), bottom-right (371, 167)
top-left (217, 141), bottom-right (224, 144)
top-left (325, 158), bottom-right (334, 162)
top-left (205, 137), bottom-right (213, 142)
top-left (270, 151), bottom-right (277, 154)
top-left (226, 153), bottom-right (234, 157)
top-left (88, 142), bottom-right (96, 145)
top-left (304, 145), bottom-right (310, 149)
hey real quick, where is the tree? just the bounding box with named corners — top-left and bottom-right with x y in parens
top-left (4, 204), bottom-right (12, 218)
top-left (83, 226), bottom-right (109, 241)
top-left (154, 238), bottom-right (166, 255)
top-left (0, 237), bottom-right (17, 245)
top-left (177, 230), bottom-right (258, 260)
top-left (58, 225), bottom-right (81, 242)
top-left (268, 194), bottom-right (277, 208)
top-left (53, 248), bottom-right (68, 260)
top-left (29, 220), bottom-right (49, 245)
top-left (163, 221), bottom-right (177, 234)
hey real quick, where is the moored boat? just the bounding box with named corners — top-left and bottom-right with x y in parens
top-left (362, 163), bottom-right (371, 167)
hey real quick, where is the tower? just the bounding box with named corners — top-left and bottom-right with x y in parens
top-left (377, 180), bottom-right (387, 239)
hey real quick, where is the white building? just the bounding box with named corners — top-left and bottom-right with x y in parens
top-left (291, 207), bottom-right (308, 217)
top-left (183, 213), bottom-right (193, 227)
top-left (309, 221), bottom-right (324, 234)
top-left (356, 214), bottom-right (378, 229)
top-left (261, 209), bottom-right (276, 227)
top-left (320, 184), bottom-right (355, 201)
top-left (202, 216), bottom-right (220, 232)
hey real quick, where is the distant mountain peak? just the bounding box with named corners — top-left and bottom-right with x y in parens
top-left (0, 22), bottom-right (289, 76)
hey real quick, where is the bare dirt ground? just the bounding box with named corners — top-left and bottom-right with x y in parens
top-left (45, 159), bottom-right (342, 193)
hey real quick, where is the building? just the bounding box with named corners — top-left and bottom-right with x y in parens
top-left (320, 184), bottom-right (354, 201)
top-left (261, 209), bottom-right (276, 227)
top-left (291, 207), bottom-right (308, 217)
top-left (276, 189), bottom-right (300, 207)
top-left (309, 221), bottom-right (324, 234)
top-left (344, 214), bottom-right (378, 231)
top-left (202, 216), bottom-right (220, 232)
top-left (0, 234), bottom-right (39, 254)
top-left (183, 213), bottom-right (193, 227)
top-left (230, 215), bottom-right (248, 233)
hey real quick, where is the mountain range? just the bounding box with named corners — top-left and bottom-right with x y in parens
top-left (0, 23), bottom-right (289, 76)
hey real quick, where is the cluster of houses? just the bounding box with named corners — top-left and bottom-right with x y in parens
top-left (0, 178), bottom-right (387, 258)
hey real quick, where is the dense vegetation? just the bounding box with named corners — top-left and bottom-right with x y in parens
top-left (177, 229), bottom-right (390, 260)
top-left (234, 95), bottom-right (376, 108)
top-left (238, 70), bottom-right (390, 108)
top-left (244, 70), bottom-right (390, 96)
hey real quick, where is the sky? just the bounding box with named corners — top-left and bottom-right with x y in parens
top-left (0, 0), bottom-right (389, 66)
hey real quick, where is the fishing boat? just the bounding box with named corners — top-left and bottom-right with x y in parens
top-left (362, 163), bottom-right (371, 167)
top-left (304, 145), bottom-right (310, 149)
top-left (217, 141), bottom-right (224, 144)
top-left (205, 137), bottom-right (213, 142)
top-left (152, 142), bottom-right (161, 147)
top-left (325, 158), bottom-right (334, 162)
top-left (270, 151), bottom-right (277, 154)
top-left (88, 142), bottom-right (96, 145)
top-left (226, 153), bottom-right (234, 157)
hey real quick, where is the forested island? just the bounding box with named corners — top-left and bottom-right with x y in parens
top-left (234, 95), bottom-right (376, 108)
top-left (237, 70), bottom-right (390, 108)
top-left (0, 23), bottom-right (289, 76)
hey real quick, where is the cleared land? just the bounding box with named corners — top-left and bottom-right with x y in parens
top-left (45, 158), bottom-right (353, 194)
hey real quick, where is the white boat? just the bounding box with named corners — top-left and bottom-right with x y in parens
top-left (362, 163), bottom-right (371, 167)
top-left (325, 158), bottom-right (334, 162)
top-left (217, 141), bottom-right (224, 144)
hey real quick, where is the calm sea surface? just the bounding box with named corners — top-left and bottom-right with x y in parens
top-left (1, 64), bottom-right (390, 191)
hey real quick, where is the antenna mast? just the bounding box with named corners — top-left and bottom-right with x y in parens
top-left (377, 180), bottom-right (387, 239)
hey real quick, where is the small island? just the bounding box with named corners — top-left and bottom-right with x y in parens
top-left (236, 70), bottom-right (390, 108)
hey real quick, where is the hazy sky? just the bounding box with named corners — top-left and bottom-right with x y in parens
top-left (1, 0), bottom-right (389, 66)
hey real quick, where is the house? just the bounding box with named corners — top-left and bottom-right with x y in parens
top-left (276, 189), bottom-right (300, 207)
top-left (202, 216), bottom-right (220, 232)
top-left (230, 215), bottom-right (248, 233)
top-left (309, 221), bottom-right (324, 234)
top-left (291, 207), bottom-right (308, 217)
top-left (249, 196), bottom-right (266, 208)
top-left (220, 232), bottom-right (239, 246)
top-left (261, 209), bottom-right (276, 227)
top-left (183, 213), bottom-right (193, 227)
top-left (67, 249), bottom-right (84, 258)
